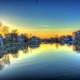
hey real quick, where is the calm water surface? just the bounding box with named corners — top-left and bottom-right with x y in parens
top-left (0, 44), bottom-right (80, 79)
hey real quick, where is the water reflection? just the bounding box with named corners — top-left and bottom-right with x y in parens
top-left (0, 30), bottom-right (80, 70)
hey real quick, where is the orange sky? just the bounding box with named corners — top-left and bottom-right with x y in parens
top-left (27, 32), bottom-right (73, 39)
top-left (0, 22), bottom-right (73, 39)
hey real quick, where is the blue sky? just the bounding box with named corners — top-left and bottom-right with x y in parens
top-left (0, 0), bottom-right (80, 31)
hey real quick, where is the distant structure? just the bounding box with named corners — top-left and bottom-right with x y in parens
top-left (0, 34), bottom-right (4, 47)
top-left (73, 30), bottom-right (80, 52)
top-left (29, 36), bottom-right (41, 48)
